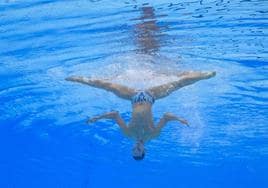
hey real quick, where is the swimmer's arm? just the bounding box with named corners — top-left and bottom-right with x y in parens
top-left (87, 111), bottom-right (129, 132)
top-left (155, 113), bottom-right (189, 132)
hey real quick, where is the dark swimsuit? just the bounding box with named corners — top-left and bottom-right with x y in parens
top-left (131, 91), bottom-right (155, 105)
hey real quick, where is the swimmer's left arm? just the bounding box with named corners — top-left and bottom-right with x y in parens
top-left (165, 113), bottom-right (189, 126)
top-left (87, 111), bottom-right (129, 132)
top-left (155, 112), bottom-right (189, 132)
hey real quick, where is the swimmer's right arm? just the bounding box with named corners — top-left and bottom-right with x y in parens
top-left (87, 111), bottom-right (129, 132)
top-left (154, 112), bottom-right (189, 132)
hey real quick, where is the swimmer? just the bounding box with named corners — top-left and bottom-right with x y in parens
top-left (66, 71), bottom-right (216, 160)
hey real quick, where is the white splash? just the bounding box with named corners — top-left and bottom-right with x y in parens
top-left (89, 53), bottom-right (184, 89)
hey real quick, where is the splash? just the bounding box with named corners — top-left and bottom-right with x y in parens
top-left (89, 53), bottom-right (184, 90)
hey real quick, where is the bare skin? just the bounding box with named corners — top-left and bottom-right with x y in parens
top-left (66, 71), bottom-right (216, 159)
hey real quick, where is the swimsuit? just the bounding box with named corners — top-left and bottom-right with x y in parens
top-left (131, 91), bottom-right (155, 105)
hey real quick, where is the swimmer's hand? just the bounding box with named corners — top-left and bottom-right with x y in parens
top-left (164, 113), bottom-right (189, 126)
top-left (87, 117), bottom-right (99, 124)
top-left (179, 118), bottom-right (189, 126)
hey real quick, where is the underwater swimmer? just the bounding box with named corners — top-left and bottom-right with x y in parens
top-left (66, 71), bottom-right (216, 160)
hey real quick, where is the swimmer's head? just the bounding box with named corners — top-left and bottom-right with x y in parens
top-left (132, 140), bottom-right (145, 161)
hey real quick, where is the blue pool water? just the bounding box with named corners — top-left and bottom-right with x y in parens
top-left (0, 0), bottom-right (268, 187)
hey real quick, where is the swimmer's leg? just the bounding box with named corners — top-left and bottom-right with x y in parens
top-left (148, 71), bottom-right (216, 100)
top-left (155, 112), bottom-right (189, 131)
top-left (66, 76), bottom-right (136, 100)
top-left (87, 111), bottom-right (129, 132)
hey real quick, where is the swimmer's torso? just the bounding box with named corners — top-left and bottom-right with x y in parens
top-left (124, 91), bottom-right (158, 141)
top-left (128, 104), bottom-right (155, 141)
